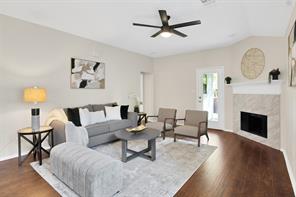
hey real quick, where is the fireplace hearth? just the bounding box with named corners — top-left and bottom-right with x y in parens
top-left (241, 111), bottom-right (267, 138)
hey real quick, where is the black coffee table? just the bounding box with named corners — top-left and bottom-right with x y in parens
top-left (115, 128), bottom-right (160, 162)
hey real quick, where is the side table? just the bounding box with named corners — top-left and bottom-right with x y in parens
top-left (18, 126), bottom-right (54, 166)
top-left (137, 112), bottom-right (147, 125)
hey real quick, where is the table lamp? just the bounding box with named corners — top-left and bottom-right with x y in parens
top-left (23, 87), bottom-right (47, 131)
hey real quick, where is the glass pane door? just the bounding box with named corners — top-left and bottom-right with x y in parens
top-left (202, 72), bottom-right (219, 122)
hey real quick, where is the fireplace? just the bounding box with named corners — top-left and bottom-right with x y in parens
top-left (240, 111), bottom-right (267, 138)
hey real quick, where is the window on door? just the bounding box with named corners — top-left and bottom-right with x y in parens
top-left (202, 72), bottom-right (219, 122)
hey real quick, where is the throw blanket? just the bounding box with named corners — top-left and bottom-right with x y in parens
top-left (45, 108), bottom-right (89, 146)
top-left (65, 122), bottom-right (89, 146)
top-left (45, 108), bottom-right (68, 125)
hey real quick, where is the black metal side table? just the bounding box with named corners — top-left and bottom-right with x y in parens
top-left (137, 112), bottom-right (147, 125)
top-left (17, 126), bottom-right (54, 166)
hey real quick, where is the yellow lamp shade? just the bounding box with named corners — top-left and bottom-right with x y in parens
top-left (24, 87), bottom-right (47, 103)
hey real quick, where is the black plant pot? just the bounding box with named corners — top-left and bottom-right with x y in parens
top-left (134, 106), bottom-right (140, 113)
top-left (225, 77), bottom-right (232, 84)
top-left (269, 68), bottom-right (280, 83)
top-left (272, 74), bottom-right (279, 80)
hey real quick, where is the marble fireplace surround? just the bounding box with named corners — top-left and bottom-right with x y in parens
top-left (231, 81), bottom-right (281, 149)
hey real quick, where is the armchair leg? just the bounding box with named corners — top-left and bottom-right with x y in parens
top-left (198, 137), bottom-right (200, 147)
top-left (162, 132), bottom-right (165, 140)
top-left (174, 134), bottom-right (176, 142)
top-left (206, 133), bottom-right (209, 141)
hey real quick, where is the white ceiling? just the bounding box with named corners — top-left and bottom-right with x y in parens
top-left (0, 0), bottom-right (295, 57)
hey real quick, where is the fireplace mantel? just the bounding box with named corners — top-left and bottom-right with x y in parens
top-left (229, 80), bottom-right (283, 95)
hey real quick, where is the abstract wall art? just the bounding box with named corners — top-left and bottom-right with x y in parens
top-left (71, 58), bottom-right (105, 89)
top-left (288, 20), bottom-right (296, 87)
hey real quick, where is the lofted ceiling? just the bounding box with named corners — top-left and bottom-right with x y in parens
top-left (0, 0), bottom-right (295, 57)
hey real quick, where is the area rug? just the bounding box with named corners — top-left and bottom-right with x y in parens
top-left (31, 138), bottom-right (216, 197)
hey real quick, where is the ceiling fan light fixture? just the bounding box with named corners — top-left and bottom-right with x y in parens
top-left (160, 31), bottom-right (172, 38)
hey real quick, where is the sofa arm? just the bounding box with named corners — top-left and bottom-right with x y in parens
top-left (128, 112), bottom-right (137, 127)
top-left (49, 120), bottom-right (66, 147)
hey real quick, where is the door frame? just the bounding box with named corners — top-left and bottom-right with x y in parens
top-left (196, 66), bottom-right (225, 130)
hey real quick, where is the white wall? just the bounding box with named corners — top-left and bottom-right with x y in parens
top-left (0, 14), bottom-right (153, 160)
top-left (153, 36), bottom-right (287, 131)
top-left (143, 72), bottom-right (154, 115)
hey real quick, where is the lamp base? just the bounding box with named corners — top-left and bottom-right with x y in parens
top-left (31, 108), bottom-right (40, 131)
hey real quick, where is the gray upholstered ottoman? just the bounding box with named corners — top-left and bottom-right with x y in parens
top-left (50, 143), bottom-right (122, 197)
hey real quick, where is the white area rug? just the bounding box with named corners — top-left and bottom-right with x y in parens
top-left (31, 138), bottom-right (216, 197)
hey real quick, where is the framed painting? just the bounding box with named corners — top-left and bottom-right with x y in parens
top-left (71, 58), bottom-right (105, 89)
top-left (288, 20), bottom-right (296, 87)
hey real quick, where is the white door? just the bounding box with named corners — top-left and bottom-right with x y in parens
top-left (196, 67), bottom-right (224, 130)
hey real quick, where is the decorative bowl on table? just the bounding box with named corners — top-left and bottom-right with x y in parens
top-left (126, 125), bottom-right (146, 134)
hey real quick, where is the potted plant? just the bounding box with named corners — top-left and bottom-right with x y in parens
top-left (225, 76), bottom-right (232, 84)
top-left (129, 93), bottom-right (142, 113)
top-left (268, 68), bottom-right (280, 83)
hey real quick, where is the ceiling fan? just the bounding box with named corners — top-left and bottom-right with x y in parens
top-left (133, 10), bottom-right (201, 38)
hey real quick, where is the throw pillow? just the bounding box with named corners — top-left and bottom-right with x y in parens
top-left (105, 106), bottom-right (122, 120)
top-left (90, 110), bottom-right (107, 124)
top-left (120, 105), bottom-right (129, 119)
top-left (79, 108), bottom-right (91, 126)
top-left (67, 108), bottom-right (81, 126)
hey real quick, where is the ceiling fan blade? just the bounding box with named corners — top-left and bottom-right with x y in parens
top-left (151, 30), bottom-right (163, 38)
top-left (159, 10), bottom-right (169, 26)
top-left (171, 29), bottom-right (187, 37)
top-left (170, 20), bottom-right (201, 29)
top-left (133, 23), bottom-right (161, 28)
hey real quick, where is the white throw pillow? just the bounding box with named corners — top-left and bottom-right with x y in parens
top-left (90, 110), bottom-right (106, 124)
top-left (105, 106), bottom-right (122, 120)
top-left (79, 108), bottom-right (91, 126)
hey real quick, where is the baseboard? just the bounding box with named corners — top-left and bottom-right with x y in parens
top-left (281, 149), bottom-right (296, 195)
top-left (0, 145), bottom-right (51, 162)
top-left (0, 153), bottom-right (23, 161)
top-left (223, 129), bottom-right (233, 132)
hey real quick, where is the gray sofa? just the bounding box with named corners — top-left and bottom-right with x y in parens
top-left (51, 142), bottom-right (122, 197)
top-left (50, 103), bottom-right (137, 147)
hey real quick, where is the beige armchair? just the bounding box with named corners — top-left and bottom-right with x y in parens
top-left (174, 110), bottom-right (209, 147)
top-left (145, 108), bottom-right (177, 140)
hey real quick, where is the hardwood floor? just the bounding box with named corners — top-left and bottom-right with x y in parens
top-left (175, 130), bottom-right (294, 197)
top-left (0, 130), bottom-right (294, 197)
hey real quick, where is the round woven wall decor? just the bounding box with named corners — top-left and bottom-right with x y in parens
top-left (241, 48), bottom-right (265, 79)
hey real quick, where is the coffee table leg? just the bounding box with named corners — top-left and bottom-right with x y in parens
top-left (151, 139), bottom-right (156, 161)
top-left (122, 140), bottom-right (127, 162)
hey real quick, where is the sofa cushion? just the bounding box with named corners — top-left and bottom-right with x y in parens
top-left (120, 105), bottom-right (129, 119)
top-left (108, 120), bottom-right (132, 132)
top-left (85, 122), bottom-right (110, 137)
top-left (80, 104), bottom-right (93, 112)
top-left (67, 108), bottom-right (81, 126)
top-left (92, 104), bottom-right (105, 112)
top-left (105, 106), bottom-right (122, 120)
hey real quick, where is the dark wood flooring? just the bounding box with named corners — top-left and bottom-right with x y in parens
top-left (0, 130), bottom-right (294, 197)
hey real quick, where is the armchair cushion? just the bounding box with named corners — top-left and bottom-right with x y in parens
top-left (174, 125), bottom-right (198, 137)
top-left (146, 122), bottom-right (173, 131)
top-left (158, 108), bottom-right (177, 126)
top-left (185, 110), bottom-right (208, 127)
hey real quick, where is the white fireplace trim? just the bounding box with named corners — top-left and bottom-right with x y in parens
top-left (229, 80), bottom-right (283, 95)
